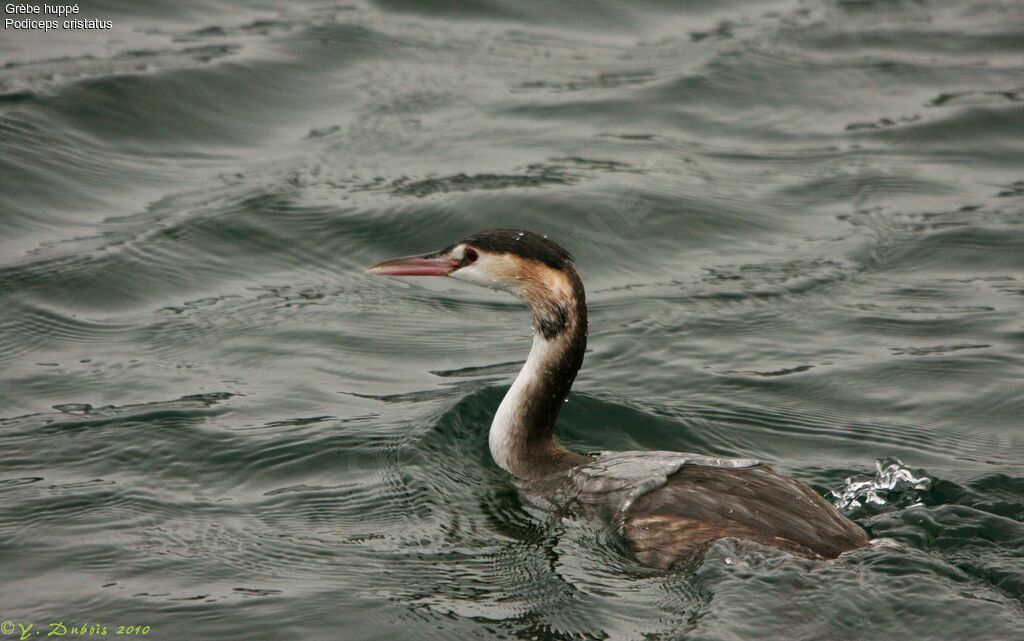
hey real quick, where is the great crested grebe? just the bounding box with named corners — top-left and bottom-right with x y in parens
top-left (367, 229), bottom-right (867, 568)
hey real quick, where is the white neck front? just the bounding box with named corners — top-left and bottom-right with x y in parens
top-left (486, 320), bottom-right (589, 480)
top-left (489, 334), bottom-right (558, 475)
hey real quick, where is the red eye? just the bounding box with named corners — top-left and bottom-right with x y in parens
top-left (464, 247), bottom-right (478, 263)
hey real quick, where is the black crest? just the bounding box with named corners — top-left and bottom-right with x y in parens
top-left (459, 229), bottom-right (574, 269)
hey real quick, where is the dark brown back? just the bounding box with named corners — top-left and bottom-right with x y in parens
top-left (623, 465), bottom-right (868, 569)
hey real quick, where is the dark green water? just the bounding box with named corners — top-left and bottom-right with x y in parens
top-left (1, 1), bottom-right (1023, 639)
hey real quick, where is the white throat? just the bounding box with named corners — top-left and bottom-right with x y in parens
top-left (489, 333), bottom-right (559, 474)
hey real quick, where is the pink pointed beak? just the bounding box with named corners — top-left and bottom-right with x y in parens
top-left (365, 252), bottom-right (460, 277)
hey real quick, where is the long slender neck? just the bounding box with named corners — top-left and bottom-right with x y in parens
top-left (489, 268), bottom-right (591, 480)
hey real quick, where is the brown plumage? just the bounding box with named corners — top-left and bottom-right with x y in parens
top-left (623, 466), bottom-right (868, 568)
top-left (368, 229), bottom-right (868, 569)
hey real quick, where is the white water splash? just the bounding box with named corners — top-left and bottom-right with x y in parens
top-left (831, 457), bottom-right (932, 512)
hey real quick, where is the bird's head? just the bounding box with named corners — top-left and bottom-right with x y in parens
top-left (368, 228), bottom-right (576, 299)
top-left (367, 229), bottom-right (584, 339)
